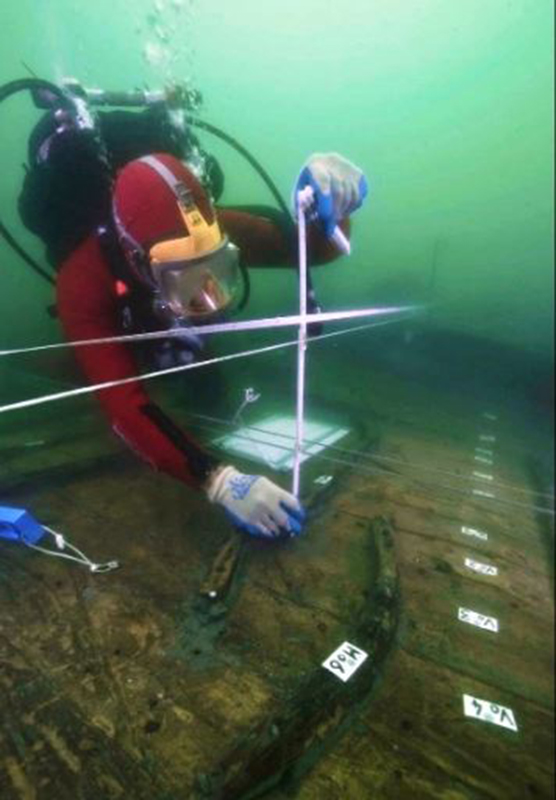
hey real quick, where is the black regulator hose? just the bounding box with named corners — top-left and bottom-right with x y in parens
top-left (0, 79), bottom-right (323, 332)
top-left (0, 78), bottom-right (71, 287)
top-left (0, 77), bottom-right (68, 106)
top-left (0, 219), bottom-right (54, 285)
top-left (190, 118), bottom-right (291, 220)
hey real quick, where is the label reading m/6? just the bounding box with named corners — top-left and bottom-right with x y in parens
top-left (322, 641), bottom-right (368, 683)
top-left (463, 694), bottom-right (518, 732)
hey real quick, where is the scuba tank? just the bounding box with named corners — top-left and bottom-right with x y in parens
top-left (19, 78), bottom-right (223, 268)
top-left (0, 76), bottom-right (324, 335)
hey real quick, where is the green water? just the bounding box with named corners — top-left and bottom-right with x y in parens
top-left (0, 3), bottom-right (554, 799)
top-left (0, 0), bottom-right (554, 355)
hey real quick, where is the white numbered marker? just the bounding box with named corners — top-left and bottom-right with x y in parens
top-left (472, 471), bottom-right (494, 481)
top-left (458, 607), bottom-right (499, 632)
top-left (322, 641), bottom-right (368, 683)
top-left (314, 475), bottom-right (333, 486)
top-left (474, 456), bottom-right (494, 465)
top-left (463, 694), bottom-right (518, 732)
top-left (461, 526), bottom-right (489, 541)
top-left (465, 557), bottom-right (498, 576)
top-left (475, 448), bottom-right (494, 459)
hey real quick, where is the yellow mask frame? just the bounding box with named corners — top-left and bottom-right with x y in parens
top-left (148, 180), bottom-right (223, 266)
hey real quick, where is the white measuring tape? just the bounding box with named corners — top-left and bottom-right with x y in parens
top-left (0, 310), bottom-right (420, 418)
top-left (0, 305), bottom-right (420, 358)
top-left (292, 186), bottom-right (312, 497)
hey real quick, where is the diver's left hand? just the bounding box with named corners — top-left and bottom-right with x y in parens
top-left (294, 153), bottom-right (368, 237)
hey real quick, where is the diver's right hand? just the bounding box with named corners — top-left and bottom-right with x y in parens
top-left (293, 153), bottom-right (368, 237)
top-left (205, 465), bottom-right (306, 539)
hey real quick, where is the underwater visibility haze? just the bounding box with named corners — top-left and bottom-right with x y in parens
top-left (0, 1), bottom-right (554, 798)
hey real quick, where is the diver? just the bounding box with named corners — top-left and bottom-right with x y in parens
top-left (57, 152), bottom-right (367, 539)
top-left (10, 79), bottom-right (368, 539)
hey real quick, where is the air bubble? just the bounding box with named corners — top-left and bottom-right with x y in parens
top-left (143, 41), bottom-right (170, 68)
top-left (155, 25), bottom-right (168, 42)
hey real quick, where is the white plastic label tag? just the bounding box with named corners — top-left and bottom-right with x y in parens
top-left (473, 471), bottom-right (493, 481)
top-left (314, 475), bottom-right (333, 486)
top-left (465, 557), bottom-right (498, 576)
top-left (458, 607), bottom-right (499, 632)
top-left (472, 489), bottom-right (495, 499)
top-left (474, 456), bottom-right (493, 465)
top-left (461, 526), bottom-right (488, 541)
top-left (479, 434), bottom-right (496, 443)
top-left (322, 641), bottom-right (368, 683)
top-left (463, 694), bottom-right (518, 732)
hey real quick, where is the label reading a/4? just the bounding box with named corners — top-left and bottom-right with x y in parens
top-left (322, 641), bottom-right (368, 683)
top-left (463, 694), bottom-right (518, 732)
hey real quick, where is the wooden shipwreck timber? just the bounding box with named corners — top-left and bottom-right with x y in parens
top-left (194, 517), bottom-right (399, 800)
top-left (0, 334), bottom-right (554, 799)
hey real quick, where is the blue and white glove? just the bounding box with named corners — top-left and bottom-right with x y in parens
top-left (294, 153), bottom-right (368, 237)
top-left (206, 465), bottom-right (306, 539)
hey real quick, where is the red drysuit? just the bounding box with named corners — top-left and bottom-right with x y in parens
top-left (57, 208), bottom-right (347, 489)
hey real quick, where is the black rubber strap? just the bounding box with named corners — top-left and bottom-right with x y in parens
top-left (140, 402), bottom-right (219, 485)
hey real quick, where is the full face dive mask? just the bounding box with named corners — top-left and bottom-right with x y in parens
top-left (113, 154), bottom-right (240, 323)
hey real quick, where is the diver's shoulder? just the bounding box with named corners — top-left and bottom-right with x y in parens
top-left (57, 234), bottom-right (111, 284)
top-left (56, 233), bottom-right (116, 317)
